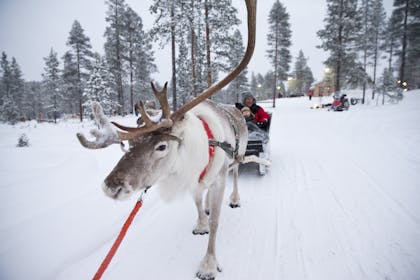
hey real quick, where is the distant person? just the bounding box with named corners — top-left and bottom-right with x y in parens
top-left (235, 93), bottom-right (270, 129)
top-left (308, 89), bottom-right (314, 100)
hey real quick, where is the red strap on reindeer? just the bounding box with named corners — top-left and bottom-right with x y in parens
top-left (199, 118), bottom-right (216, 181)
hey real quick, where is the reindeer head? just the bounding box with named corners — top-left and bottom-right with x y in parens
top-left (76, 0), bottom-right (256, 200)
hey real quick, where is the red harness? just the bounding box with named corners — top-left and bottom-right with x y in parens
top-left (199, 118), bottom-right (216, 181)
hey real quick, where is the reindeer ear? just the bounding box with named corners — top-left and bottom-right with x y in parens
top-left (163, 82), bottom-right (168, 91)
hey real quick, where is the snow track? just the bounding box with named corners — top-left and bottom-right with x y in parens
top-left (1, 91), bottom-right (420, 279)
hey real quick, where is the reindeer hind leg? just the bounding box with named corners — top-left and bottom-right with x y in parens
top-left (229, 162), bottom-right (241, 208)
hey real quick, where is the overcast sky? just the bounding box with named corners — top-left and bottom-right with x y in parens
top-left (0, 0), bottom-right (393, 83)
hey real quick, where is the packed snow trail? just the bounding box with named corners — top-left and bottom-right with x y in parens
top-left (0, 91), bottom-right (420, 280)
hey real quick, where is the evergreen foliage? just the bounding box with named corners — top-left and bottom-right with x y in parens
top-left (289, 50), bottom-right (314, 96)
top-left (0, 53), bottom-right (23, 123)
top-left (83, 56), bottom-right (117, 116)
top-left (392, 0), bottom-right (420, 88)
top-left (66, 20), bottom-right (93, 121)
top-left (266, 0), bottom-right (291, 104)
top-left (42, 48), bottom-right (62, 123)
top-left (317, 0), bottom-right (362, 92)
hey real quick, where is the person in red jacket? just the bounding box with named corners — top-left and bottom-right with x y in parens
top-left (236, 93), bottom-right (270, 129)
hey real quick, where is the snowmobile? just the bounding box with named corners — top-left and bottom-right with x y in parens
top-left (330, 94), bottom-right (349, 111)
top-left (244, 114), bottom-right (271, 176)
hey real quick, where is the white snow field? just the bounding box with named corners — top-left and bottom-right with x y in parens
top-left (1, 90), bottom-right (420, 280)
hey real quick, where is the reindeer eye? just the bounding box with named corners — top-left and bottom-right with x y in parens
top-left (155, 144), bottom-right (167, 151)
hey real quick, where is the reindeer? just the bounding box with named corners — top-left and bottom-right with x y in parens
top-left (76, 0), bottom-right (260, 279)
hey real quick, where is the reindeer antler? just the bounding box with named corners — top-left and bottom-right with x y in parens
top-left (110, 0), bottom-right (256, 140)
top-left (110, 82), bottom-right (174, 140)
top-left (76, 102), bottom-right (121, 149)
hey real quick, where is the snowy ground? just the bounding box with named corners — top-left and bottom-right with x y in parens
top-left (1, 90), bottom-right (420, 280)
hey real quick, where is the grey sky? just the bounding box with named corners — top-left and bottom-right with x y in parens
top-left (0, 0), bottom-right (393, 83)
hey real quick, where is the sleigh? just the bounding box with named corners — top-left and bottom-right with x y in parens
top-left (244, 113), bottom-right (271, 175)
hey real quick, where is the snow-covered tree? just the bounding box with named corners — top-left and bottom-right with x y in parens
top-left (381, 11), bottom-right (401, 73)
top-left (204, 0), bottom-right (240, 86)
top-left (0, 52), bottom-right (11, 100)
top-left (392, 0), bottom-right (420, 88)
top-left (105, 0), bottom-right (127, 114)
top-left (66, 20), bottom-right (93, 121)
top-left (266, 0), bottom-right (291, 107)
top-left (289, 50), bottom-right (314, 96)
top-left (123, 7), bottom-right (156, 113)
top-left (176, 36), bottom-right (192, 106)
top-left (83, 56), bottom-right (117, 116)
top-left (9, 57), bottom-right (25, 112)
top-left (0, 53), bottom-right (23, 123)
top-left (23, 81), bottom-right (42, 120)
top-left (368, 0), bottom-right (387, 99)
top-left (150, 0), bottom-right (184, 110)
top-left (42, 48), bottom-right (62, 123)
top-left (378, 67), bottom-right (397, 104)
top-left (61, 51), bottom-right (79, 115)
top-left (317, 0), bottom-right (362, 92)
top-left (226, 29), bottom-right (248, 103)
top-left (357, 0), bottom-right (386, 102)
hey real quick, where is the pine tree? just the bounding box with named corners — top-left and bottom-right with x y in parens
top-left (291, 50), bottom-right (314, 96)
top-left (23, 81), bottom-right (42, 120)
top-left (357, 0), bottom-right (386, 102)
top-left (67, 20), bottom-right (93, 121)
top-left (381, 11), bottom-right (400, 73)
top-left (105, 0), bottom-right (127, 114)
top-left (123, 7), bottom-right (156, 113)
top-left (0, 53), bottom-right (21, 123)
top-left (369, 0), bottom-right (387, 99)
top-left (392, 0), bottom-right (420, 88)
top-left (226, 29), bottom-right (248, 103)
top-left (83, 56), bottom-right (116, 116)
top-left (61, 51), bottom-right (79, 115)
top-left (317, 0), bottom-right (362, 93)
top-left (0, 52), bottom-right (11, 102)
top-left (266, 0), bottom-right (291, 106)
top-left (150, 0), bottom-right (185, 110)
top-left (379, 67), bottom-right (397, 104)
top-left (176, 36), bottom-right (192, 106)
top-left (9, 57), bottom-right (25, 112)
top-left (42, 48), bottom-right (62, 123)
top-left (204, 0), bottom-right (240, 86)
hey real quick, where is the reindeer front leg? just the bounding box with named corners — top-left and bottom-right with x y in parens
top-left (192, 187), bottom-right (210, 235)
top-left (196, 166), bottom-right (227, 280)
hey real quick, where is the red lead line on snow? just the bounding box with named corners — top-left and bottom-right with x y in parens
top-left (93, 189), bottom-right (148, 280)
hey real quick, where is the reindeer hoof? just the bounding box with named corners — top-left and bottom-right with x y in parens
top-left (193, 229), bottom-right (209, 235)
top-left (229, 202), bottom-right (241, 208)
top-left (205, 209), bottom-right (210, 216)
top-left (196, 272), bottom-right (215, 280)
top-left (196, 265), bottom-right (222, 280)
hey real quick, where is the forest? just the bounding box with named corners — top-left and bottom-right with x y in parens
top-left (0, 0), bottom-right (419, 123)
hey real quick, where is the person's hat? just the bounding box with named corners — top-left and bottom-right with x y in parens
top-left (242, 91), bottom-right (255, 104)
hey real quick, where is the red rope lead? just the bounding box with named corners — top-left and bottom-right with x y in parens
top-left (93, 198), bottom-right (144, 280)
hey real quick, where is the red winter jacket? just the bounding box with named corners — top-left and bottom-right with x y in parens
top-left (249, 104), bottom-right (270, 123)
